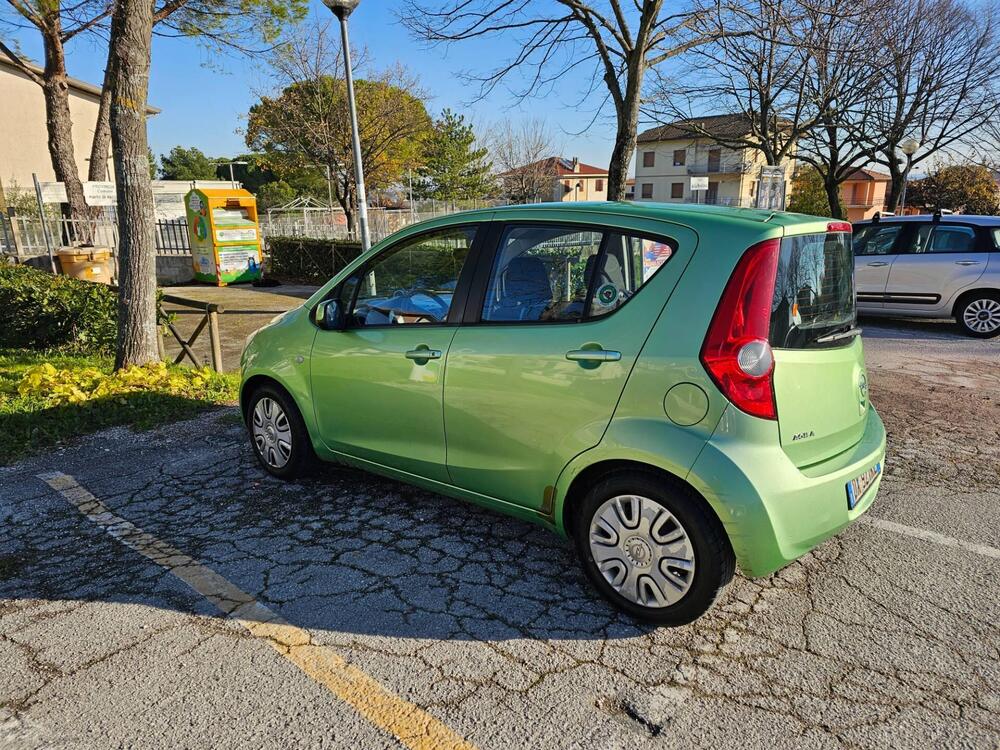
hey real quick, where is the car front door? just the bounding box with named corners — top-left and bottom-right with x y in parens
top-left (443, 217), bottom-right (694, 513)
top-left (310, 224), bottom-right (480, 482)
top-left (883, 222), bottom-right (991, 313)
top-left (853, 222), bottom-right (905, 310)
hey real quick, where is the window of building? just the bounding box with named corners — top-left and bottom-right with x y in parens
top-left (670, 183), bottom-right (684, 199)
top-left (642, 151), bottom-right (655, 168)
top-left (673, 149), bottom-right (686, 167)
top-left (595, 179), bottom-right (604, 191)
top-left (641, 183), bottom-right (654, 199)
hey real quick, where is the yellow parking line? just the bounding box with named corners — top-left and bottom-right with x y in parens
top-left (38, 471), bottom-right (476, 750)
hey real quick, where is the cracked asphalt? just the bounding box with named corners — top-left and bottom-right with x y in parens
top-left (1, 318), bottom-right (998, 749)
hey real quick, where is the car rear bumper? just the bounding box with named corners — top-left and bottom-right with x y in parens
top-left (688, 405), bottom-right (886, 577)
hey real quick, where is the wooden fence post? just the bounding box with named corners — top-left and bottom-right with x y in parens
top-left (208, 309), bottom-right (223, 372)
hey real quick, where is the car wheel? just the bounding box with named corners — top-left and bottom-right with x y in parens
top-left (246, 385), bottom-right (315, 479)
top-left (956, 293), bottom-right (1000, 338)
top-left (574, 472), bottom-right (735, 625)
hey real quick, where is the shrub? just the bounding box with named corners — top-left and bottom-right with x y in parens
top-left (265, 236), bottom-right (363, 283)
top-left (0, 265), bottom-right (117, 353)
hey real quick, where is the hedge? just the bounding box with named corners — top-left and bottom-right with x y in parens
top-left (265, 237), bottom-right (363, 283)
top-left (0, 264), bottom-right (117, 353)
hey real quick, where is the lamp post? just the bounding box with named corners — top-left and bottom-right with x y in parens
top-left (321, 0), bottom-right (370, 251)
top-left (215, 160), bottom-right (248, 188)
top-left (898, 138), bottom-right (920, 214)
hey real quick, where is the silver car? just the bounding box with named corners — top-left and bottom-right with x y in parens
top-left (853, 214), bottom-right (1000, 338)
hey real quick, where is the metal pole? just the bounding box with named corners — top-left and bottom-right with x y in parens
top-left (32, 173), bottom-right (57, 273)
top-left (339, 15), bottom-right (370, 251)
top-left (325, 165), bottom-right (334, 210)
top-left (900, 154), bottom-right (912, 214)
top-left (229, 163), bottom-right (236, 188)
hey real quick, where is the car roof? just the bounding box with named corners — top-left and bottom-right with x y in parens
top-left (480, 201), bottom-right (826, 230)
top-left (854, 214), bottom-right (1000, 227)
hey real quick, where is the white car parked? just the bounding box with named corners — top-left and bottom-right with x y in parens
top-left (853, 213), bottom-right (1000, 337)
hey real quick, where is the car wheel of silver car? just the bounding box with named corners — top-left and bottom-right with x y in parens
top-left (956, 293), bottom-right (1000, 338)
top-left (246, 384), bottom-right (315, 479)
top-left (574, 472), bottom-right (735, 625)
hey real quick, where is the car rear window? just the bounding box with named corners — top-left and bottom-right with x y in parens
top-left (770, 231), bottom-right (856, 348)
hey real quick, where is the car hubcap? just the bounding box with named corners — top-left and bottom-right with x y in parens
top-left (252, 397), bottom-right (292, 469)
top-left (964, 298), bottom-right (1000, 333)
top-left (588, 495), bottom-right (696, 609)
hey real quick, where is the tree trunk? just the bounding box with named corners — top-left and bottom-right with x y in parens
top-left (607, 60), bottom-right (643, 202)
top-left (883, 152), bottom-right (904, 213)
top-left (40, 27), bottom-right (89, 222)
top-left (88, 60), bottom-right (114, 182)
top-left (108, 0), bottom-right (158, 369)
top-left (824, 178), bottom-right (846, 220)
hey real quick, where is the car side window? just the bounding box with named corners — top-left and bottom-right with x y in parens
top-left (588, 233), bottom-right (674, 318)
top-left (853, 224), bottom-right (901, 256)
top-left (909, 224), bottom-right (977, 254)
top-left (481, 224), bottom-right (676, 323)
top-left (346, 226), bottom-right (476, 327)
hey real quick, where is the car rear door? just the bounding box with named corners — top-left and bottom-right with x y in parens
top-left (853, 222), bottom-right (905, 310)
top-left (442, 216), bottom-right (696, 513)
top-left (883, 221), bottom-right (990, 313)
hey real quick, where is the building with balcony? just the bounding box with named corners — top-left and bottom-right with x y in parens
top-left (840, 168), bottom-right (890, 221)
top-left (633, 114), bottom-right (795, 208)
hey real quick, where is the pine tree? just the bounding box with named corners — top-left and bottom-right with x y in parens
top-left (414, 109), bottom-right (493, 201)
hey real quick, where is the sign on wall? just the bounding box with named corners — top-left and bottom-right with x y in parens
top-left (83, 181), bottom-right (117, 206)
top-left (689, 176), bottom-right (709, 192)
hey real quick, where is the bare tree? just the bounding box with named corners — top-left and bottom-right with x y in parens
top-left (400, 0), bottom-right (732, 201)
top-left (648, 0), bottom-right (819, 167)
top-left (106, 0), bottom-right (157, 367)
top-left (868, 0), bottom-right (1000, 212)
top-left (792, 0), bottom-right (886, 219)
top-left (489, 119), bottom-right (560, 203)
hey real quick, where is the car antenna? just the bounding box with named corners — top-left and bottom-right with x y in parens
top-left (872, 212), bottom-right (881, 224)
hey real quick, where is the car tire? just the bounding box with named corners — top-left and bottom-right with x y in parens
top-left (956, 292), bottom-right (1000, 338)
top-left (245, 384), bottom-right (316, 479)
top-left (573, 472), bottom-right (735, 626)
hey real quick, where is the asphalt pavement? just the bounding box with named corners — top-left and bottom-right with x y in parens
top-left (1, 318), bottom-right (997, 750)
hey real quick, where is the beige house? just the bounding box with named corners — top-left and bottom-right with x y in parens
top-left (499, 156), bottom-right (609, 202)
top-left (633, 115), bottom-right (795, 208)
top-left (0, 57), bottom-right (159, 196)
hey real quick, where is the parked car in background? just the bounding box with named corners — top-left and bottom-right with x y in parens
top-left (241, 203), bottom-right (885, 625)
top-left (853, 213), bottom-right (1000, 337)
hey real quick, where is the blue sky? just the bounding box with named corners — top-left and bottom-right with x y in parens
top-left (6, 0), bottom-right (621, 170)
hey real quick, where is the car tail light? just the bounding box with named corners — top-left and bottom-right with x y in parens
top-left (827, 221), bottom-right (852, 233)
top-left (700, 238), bottom-right (780, 420)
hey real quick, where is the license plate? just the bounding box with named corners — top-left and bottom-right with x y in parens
top-left (846, 462), bottom-right (881, 510)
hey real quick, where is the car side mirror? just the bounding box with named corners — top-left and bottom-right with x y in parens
top-left (314, 299), bottom-right (343, 330)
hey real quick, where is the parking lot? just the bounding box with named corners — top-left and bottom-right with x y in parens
top-left (1, 318), bottom-right (998, 750)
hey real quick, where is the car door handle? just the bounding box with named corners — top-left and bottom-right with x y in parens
top-left (405, 347), bottom-right (442, 361)
top-left (866, 261), bottom-right (889, 267)
top-left (566, 349), bottom-right (622, 363)
top-left (954, 260), bottom-right (981, 266)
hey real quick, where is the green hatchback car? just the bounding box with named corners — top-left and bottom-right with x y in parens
top-left (241, 202), bottom-right (886, 624)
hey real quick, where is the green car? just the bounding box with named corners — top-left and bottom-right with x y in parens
top-left (241, 202), bottom-right (886, 624)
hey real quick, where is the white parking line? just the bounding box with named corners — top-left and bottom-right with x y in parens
top-left (860, 516), bottom-right (1000, 559)
top-left (38, 471), bottom-right (476, 750)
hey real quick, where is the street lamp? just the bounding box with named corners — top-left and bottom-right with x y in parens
top-left (321, 0), bottom-right (370, 250)
top-left (898, 138), bottom-right (920, 214)
top-left (215, 160), bottom-right (248, 188)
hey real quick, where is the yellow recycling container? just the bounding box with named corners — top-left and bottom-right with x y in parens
top-left (57, 247), bottom-right (113, 285)
top-left (185, 188), bottom-right (263, 286)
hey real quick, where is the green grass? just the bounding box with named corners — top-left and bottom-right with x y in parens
top-left (0, 349), bottom-right (239, 466)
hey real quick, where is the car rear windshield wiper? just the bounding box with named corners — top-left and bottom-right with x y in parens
top-left (815, 326), bottom-right (862, 344)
